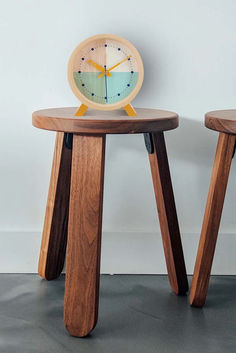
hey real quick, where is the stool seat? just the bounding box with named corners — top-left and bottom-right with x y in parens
top-left (205, 109), bottom-right (236, 134)
top-left (32, 107), bottom-right (178, 134)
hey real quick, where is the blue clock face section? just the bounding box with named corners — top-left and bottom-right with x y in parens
top-left (72, 39), bottom-right (139, 105)
top-left (73, 72), bottom-right (138, 104)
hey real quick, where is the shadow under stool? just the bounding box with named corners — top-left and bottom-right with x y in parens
top-left (190, 109), bottom-right (236, 307)
top-left (32, 107), bottom-right (188, 337)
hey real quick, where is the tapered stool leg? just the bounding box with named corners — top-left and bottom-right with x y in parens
top-left (148, 132), bottom-right (188, 295)
top-left (38, 132), bottom-right (72, 280)
top-left (64, 134), bottom-right (106, 337)
top-left (190, 132), bottom-right (235, 307)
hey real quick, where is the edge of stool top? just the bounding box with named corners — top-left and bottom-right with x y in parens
top-left (32, 107), bottom-right (178, 134)
top-left (205, 109), bottom-right (236, 134)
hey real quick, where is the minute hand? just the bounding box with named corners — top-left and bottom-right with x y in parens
top-left (97, 56), bottom-right (131, 78)
top-left (87, 60), bottom-right (111, 77)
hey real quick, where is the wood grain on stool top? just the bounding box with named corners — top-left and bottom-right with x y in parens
top-left (205, 109), bottom-right (236, 134)
top-left (32, 107), bottom-right (178, 134)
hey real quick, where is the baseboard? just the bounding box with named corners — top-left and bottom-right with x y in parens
top-left (0, 231), bottom-right (236, 274)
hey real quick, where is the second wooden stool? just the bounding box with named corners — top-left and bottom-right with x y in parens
top-left (190, 110), bottom-right (236, 307)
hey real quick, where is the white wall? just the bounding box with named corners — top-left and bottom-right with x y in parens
top-left (1, 0), bottom-right (236, 274)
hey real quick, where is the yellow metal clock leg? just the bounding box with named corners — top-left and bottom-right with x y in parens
top-left (75, 104), bottom-right (88, 116)
top-left (75, 103), bottom-right (136, 117)
top-left (124, 104), bottom-right (137, 116)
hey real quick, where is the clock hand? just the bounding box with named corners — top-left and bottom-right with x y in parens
top-left (108, 55), bottom-right (132, 72)
top-left (97, 56), bottom-right (131, 78)
top-left (104, 68), bottom-right (108, 103)
top-left (87, 60), bottom-right (111, 76)
top-left (87, 59), bottom-right (105, 72)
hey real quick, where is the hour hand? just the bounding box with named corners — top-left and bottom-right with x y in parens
top-left (87, 60), bottom-right (111, 76)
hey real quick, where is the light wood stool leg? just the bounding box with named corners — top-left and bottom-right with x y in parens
top-left (190, 132), bottom-right (235, 307)
top-left (148, 132), bottom-right (188, 295)
top-left (38, 132), bottom-right (72, 280)
top-left (64, 134), bottom-right (106, 337)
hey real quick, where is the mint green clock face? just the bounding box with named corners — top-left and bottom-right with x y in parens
top-left (71, 37), bottom-right (140, 105)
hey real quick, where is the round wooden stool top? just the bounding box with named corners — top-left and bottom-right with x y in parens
top-left (32, 107), bottom-right (178, 134)
top-left (205, 109), bottom-right (236, 134)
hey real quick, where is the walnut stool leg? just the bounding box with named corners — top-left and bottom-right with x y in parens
top-left (64, 134), bottom-right (106, 337)
top-left (148, 132), bottom-right (188, 295)
top-left (38, 132), bottom-right (72, 280)
top-left (190, 133), bottom-right (235, 307)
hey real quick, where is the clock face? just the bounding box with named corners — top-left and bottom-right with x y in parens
top-left (68, 34), bottom-right (144, 110)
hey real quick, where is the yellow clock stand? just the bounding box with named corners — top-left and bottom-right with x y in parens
top-left (75, 102), bottom-right (137, 117)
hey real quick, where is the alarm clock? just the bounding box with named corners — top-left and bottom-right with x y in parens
top-left (68, 34), bottom-right (144, 116)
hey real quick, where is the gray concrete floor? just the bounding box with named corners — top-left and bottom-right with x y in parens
top-left (0, 274), bottom-right (235, 353)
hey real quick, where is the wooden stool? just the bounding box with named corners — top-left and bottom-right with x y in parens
top-left (32, 107), bottom-right (188, 337)
top-left (190, 110), bottom-right (236, 307)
